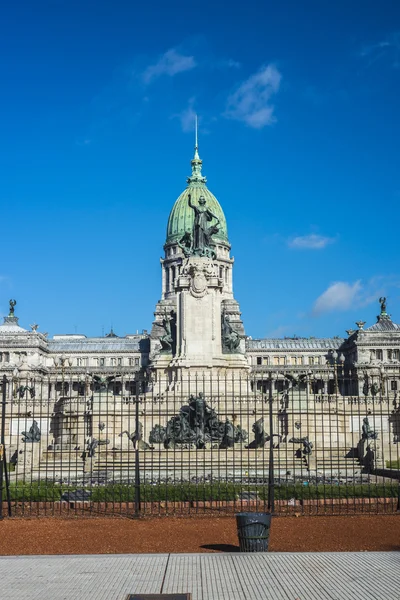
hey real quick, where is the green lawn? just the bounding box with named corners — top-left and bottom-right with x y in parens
top-left (3, 481), bottom-right (399, 502)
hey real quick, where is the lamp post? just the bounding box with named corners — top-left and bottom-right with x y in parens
top-left (267, 373), bottom-right (275, 513)
top-left (53, 356), bottom-right (72, 396)
top-left (0, 374), bottom-right (11, 518)
top-left (330, 351), bottom-right (345, 396)
top-left (379, 364), bottom-right (385, 400)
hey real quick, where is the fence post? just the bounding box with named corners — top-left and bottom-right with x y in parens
top-left (267, 375), bottom-right (275, 513)
top-left (0, 375), bottom-right (7, 520)
top-left (133, 376), bottom-right (141, 518)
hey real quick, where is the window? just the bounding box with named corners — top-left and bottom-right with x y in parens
top-left (309, 356), bottom-right (315, 365)
top-left (256, 357), bottom-right (262, 365)
top-left (99, 357), bottom-right (105, 367)
top-left (290, 356), bottom-right (297, 365)
top-left (110, 358), bottom-right (116, 366)
top-left (391, 381), bottom-right (398, 391)
top-left (118, 358), bottom-right (122, 366)
top-left (135, 357), bottom-right (140, 366)
top-left (376, 349), bottom-right (383, 360)
top-left (273, 356), bottom-right (279, 365)
top-left (263, 357), bottom-right (269, 365)
top-left (77, 357), bottom-right (87, 367)
top-left (392, 350), bottom-right (399, 360)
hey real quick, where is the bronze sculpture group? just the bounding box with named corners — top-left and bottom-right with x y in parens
top-left (149, 393), bottom-right (248, 450)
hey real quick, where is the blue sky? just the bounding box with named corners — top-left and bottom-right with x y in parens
top-left (1, 0), bottom-right (399, 339)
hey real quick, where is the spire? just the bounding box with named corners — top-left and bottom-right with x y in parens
top-left (194, 114), bottom-right (199, 160)
top-left (187, 114), bottom-right (207, 185)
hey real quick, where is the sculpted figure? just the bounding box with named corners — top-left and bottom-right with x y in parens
top-left (302, 437), bottom-right (313, 456)
top-left (178, 230), bottom-right (192, 257)
top-left (149, 393), bottom-right (248, 450)
top-left (119, 423), bottom-right (153, 450)
top-left (361, 417), bottom-right (378, 440)
top-left (17, 385), bottom-right (35, 399)
top-left (221, 314), bottom-right (241, 353)
top-left (9, 299), bottom-right (16, 316)
top-left (188, 194), bottom-right (219, 255)
top-left (160, 310), bottom-right (175, 353)
top-left (289, 436), bottom-right (313, 456)
top-left (219, 420), bottom-right (235, 449)
top-left (379, 297), bottom-right (387, 313)
top-left (22, 420), bottom-right (41, 443)
top-left (91, 374), bottom-right (117, 392)
top-left (149, 424), bottom-right (167, 445)
top-left (245, 418), bottom-right (269, 449)
top-left (83, 436), bottom-right (109, 459)
top-left (370, 382), bottom-right (379, 396)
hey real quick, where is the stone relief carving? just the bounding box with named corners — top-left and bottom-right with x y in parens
top-left (182, 259), bottom-right (216, 299)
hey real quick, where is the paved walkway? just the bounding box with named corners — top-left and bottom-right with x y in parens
top-left (0, 552), bottom-right (399, 600)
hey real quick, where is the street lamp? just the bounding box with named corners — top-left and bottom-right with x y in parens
top-left (330, 350), bottom-right (345, 396)
top-left (379, 364), bottom-right (385, 399)
top-left (53, 356), bottom-right (72, 396)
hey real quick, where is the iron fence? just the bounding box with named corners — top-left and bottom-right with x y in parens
top-left (0, 369), bottom-right (399, 518)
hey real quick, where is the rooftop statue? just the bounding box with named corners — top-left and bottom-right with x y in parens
top-left (379, 296), bottom-right (387, 314)
top-left (91, 374), bottom-right (117, 392)
top-left (188, 194), bottom-right (220, 258)
top-left (9, 299), bottom-right (16, 316)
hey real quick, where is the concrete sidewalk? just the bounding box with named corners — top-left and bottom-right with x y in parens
top-left (0, 552), bottom-right (399, 600)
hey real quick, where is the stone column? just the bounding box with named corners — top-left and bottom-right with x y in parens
top-left (161, 259), bottom-right (166, 298)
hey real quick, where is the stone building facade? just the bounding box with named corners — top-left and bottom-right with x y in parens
top-left (0, 142), bottom-right (399, 483)
top-left (1, 142), bottom-right (399, 399)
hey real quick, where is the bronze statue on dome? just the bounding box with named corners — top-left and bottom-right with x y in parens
top-left (188, 194), bottom-right (219, 257)
top-left (379, 297), bottom-right (387, 314)
top-left (9, 299), bottom-right (16, 316)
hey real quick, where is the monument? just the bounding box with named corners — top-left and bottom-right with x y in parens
top-left (149, 125), bottom-right (248, 393)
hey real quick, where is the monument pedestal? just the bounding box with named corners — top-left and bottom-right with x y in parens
top-left (150, 256), bottom-right (248, 396)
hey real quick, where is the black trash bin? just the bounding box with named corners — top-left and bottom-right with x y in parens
top-left (236, 512), bottom-right (271, 552)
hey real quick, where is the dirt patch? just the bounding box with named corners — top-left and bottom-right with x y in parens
top-left (0, 515), bottom-right (399, 555)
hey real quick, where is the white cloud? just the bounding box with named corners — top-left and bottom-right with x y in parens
top-left (313, 281), bottom-right (362, 315)
top-left (143, 49), bottom-right (196, 84)
top-left (224, 64), bottom-right (281, 128)
top-left (288, 234), bottom-right (336, 250)
top-left (174, 100), bottom-right (197, 132)
top-left (359, 32), bottom-right (400, 69)
top-left (218, 58), bottom-right (241, 69)
top-left (313, 275), bottom-right (400, 316)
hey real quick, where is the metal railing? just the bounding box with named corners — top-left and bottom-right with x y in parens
top-left (0, 370), bottom-right (399, 518)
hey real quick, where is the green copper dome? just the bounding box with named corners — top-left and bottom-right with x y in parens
top-left (166, 146), bottom-right (229, 245)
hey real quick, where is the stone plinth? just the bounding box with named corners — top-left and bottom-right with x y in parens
top-left (150, 256), bottom-right (248, 395)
